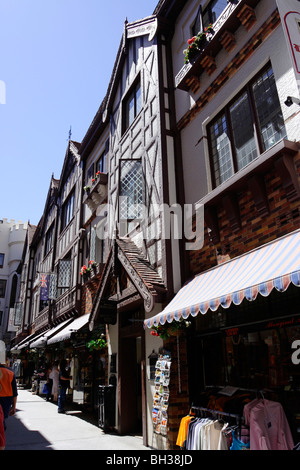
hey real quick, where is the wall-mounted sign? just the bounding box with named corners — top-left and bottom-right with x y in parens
top-left (277, 0), bottom-right (300, 88)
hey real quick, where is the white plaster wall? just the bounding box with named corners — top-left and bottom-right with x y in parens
top-left (0, 219), bottom-right (27, 339)
top-left (172, 1), bottom-right (300, 206)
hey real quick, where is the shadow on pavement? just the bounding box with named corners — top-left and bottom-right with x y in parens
top-left (4, 412), bottom-right (53, 450)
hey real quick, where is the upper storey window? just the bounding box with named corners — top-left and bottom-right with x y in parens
top-left (208, 65), bottom-right (286, 187)
top-left (203, 0), bottom-right (228, 27)
top-left (192, 0), bottom-right (228, 35)
top-left (123, 78), bottom-right (142, 133)
top-left (61, 189), bottom-right (75, 231)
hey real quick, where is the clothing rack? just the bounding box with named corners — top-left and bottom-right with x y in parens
top-left (205, 384), bottom-right (272, 398)
top-left (191, 406), bottom-right (243, 426)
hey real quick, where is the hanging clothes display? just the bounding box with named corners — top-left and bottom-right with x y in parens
top-left (177, 406), bottom-right (247, 450)
top-left (176, 387), bottom-right (294, 450)
top-left (243, 399), bottom-right (294, 450)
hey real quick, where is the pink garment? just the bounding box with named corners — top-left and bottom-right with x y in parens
top-left (244, 399), bottom-right (294, 450)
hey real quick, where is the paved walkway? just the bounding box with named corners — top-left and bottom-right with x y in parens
top-left (4, 388), bottom-right (149, 451)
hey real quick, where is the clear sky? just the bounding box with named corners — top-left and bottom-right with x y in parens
top-left (0, 0), bottom-right (158, 226)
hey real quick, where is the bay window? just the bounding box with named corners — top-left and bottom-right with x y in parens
top-left (208, 64), bottom-right (286, 187)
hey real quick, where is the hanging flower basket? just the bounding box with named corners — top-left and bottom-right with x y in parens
top-left (89, 259), bottom-right (97, 273)
top-left (86, 334), bottom-right (107, 352)
top-left (80, 265), bottom-right (91, 282)
top-left (183, 24), bottom-right (214, 64)
top-left (151, 319), bottom-right (191, 340)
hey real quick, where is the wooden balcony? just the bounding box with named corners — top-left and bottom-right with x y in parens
top-left (83, 172), bottom-right (108, 213)
top-left (175, 0), bottom-right (261, 92)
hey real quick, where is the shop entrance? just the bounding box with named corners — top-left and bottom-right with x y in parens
top-left (119, 333), bottom-right (146, 443)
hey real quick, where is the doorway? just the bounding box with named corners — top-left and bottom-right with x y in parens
top-left (119, 333), bottom-right (147, 443)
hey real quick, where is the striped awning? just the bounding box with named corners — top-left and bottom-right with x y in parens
top-left (144, 230), bottom-right (300, 328)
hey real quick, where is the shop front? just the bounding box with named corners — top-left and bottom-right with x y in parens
top-left (144, 230), bottom-right (300, 450)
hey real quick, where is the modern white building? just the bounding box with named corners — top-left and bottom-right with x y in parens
top-left (0, 218), bottom-right (27, 344)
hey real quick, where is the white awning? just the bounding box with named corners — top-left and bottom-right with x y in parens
top-left (30, 318), bottom-right (74, 348)
top-left (47, 314), bottom-right (90, 345)
top-left (144, 230), bottom-right (300, 328)
top-left (18, 331), bottom-right (46, 350)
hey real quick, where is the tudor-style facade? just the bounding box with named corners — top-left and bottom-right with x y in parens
top-left (144, 0), bottom-right (300, 450)
top-left (79, 15), bottom-right (185, 446)
top-left (12, 140), bottom-right (83, 354)
top-left (7, 0), bottom-right (300, 452)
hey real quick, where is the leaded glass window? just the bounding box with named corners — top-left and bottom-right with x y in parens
top-left (208, 64), bottom-right (286, 188)
top-left (120, 160), bottom-right (144, 221)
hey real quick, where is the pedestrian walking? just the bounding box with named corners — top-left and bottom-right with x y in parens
top-left (45, 363), bottom-right (53, 401)
top-left (0, 341), bottom-right (18, 431)
top-left (49, 361), bottom-right (59, 402)
top-left (58, 359), bottom-right (72, 413)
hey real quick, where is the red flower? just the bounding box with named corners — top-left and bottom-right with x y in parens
top-left (187, 36), bottom-right (196, 45)
top-left (151, 330), bottom-right (159, 336)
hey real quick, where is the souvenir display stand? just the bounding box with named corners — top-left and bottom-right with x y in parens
top-left (152, 354), bottom-right (171, 436)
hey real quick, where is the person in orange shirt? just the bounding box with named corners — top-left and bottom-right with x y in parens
top-left (0, 341), bottom-right (18, 432)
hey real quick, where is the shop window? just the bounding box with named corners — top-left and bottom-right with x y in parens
top-left (190, 284), bottom-right (300, 396)
top-left (208, 64), bottom-right (286, 187)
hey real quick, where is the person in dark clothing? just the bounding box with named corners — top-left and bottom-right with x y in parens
top-left (0, 405), bottom-right (5, 450)
top-left (57, 359), bottom-right (72, 413)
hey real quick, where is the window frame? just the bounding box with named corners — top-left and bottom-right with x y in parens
top-left (202, 0), bottom-right (229, 28)
top-left (0, 279), bottom-right (7, 298)
top-left (44, 223), bottom-right (54, 257)
top-left (122, 77), bottom-right (142, 134)
top-left (61, 189), bottom-right (75, 231)
top-left (207, 64), bottom-right (286, 188)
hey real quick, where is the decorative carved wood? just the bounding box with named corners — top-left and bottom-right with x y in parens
top-left (247, 173), bottom-right (269, 217)
top-left (222, 193), bottom-right (241, 232)
top-left (274, 154), bottom-right (300, 202)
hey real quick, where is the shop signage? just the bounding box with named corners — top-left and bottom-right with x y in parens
top-left (276, 0), bottom-right (300, 89)
top-left (291, 340), bottom-right (300, 364)
top-left (224, 315), bottom-right (300, 337)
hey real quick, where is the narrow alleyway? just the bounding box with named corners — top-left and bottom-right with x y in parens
top-left (4, 389), bottom-right (149, 451)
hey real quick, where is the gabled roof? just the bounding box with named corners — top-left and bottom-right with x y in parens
top-left (57, 139), bottom-right (81, 192)
top-left (89, 237), bottom-right (166, 330)
top-left (79, 14), bottom-right (160, 159)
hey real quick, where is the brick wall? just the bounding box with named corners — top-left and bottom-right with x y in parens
top-left (81, 274), bottom-right (101, 315)
top-left (189, 152), bottom-right (300, 277)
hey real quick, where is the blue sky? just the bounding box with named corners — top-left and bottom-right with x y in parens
top-left (0, 0), bottom-right (158, 226)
